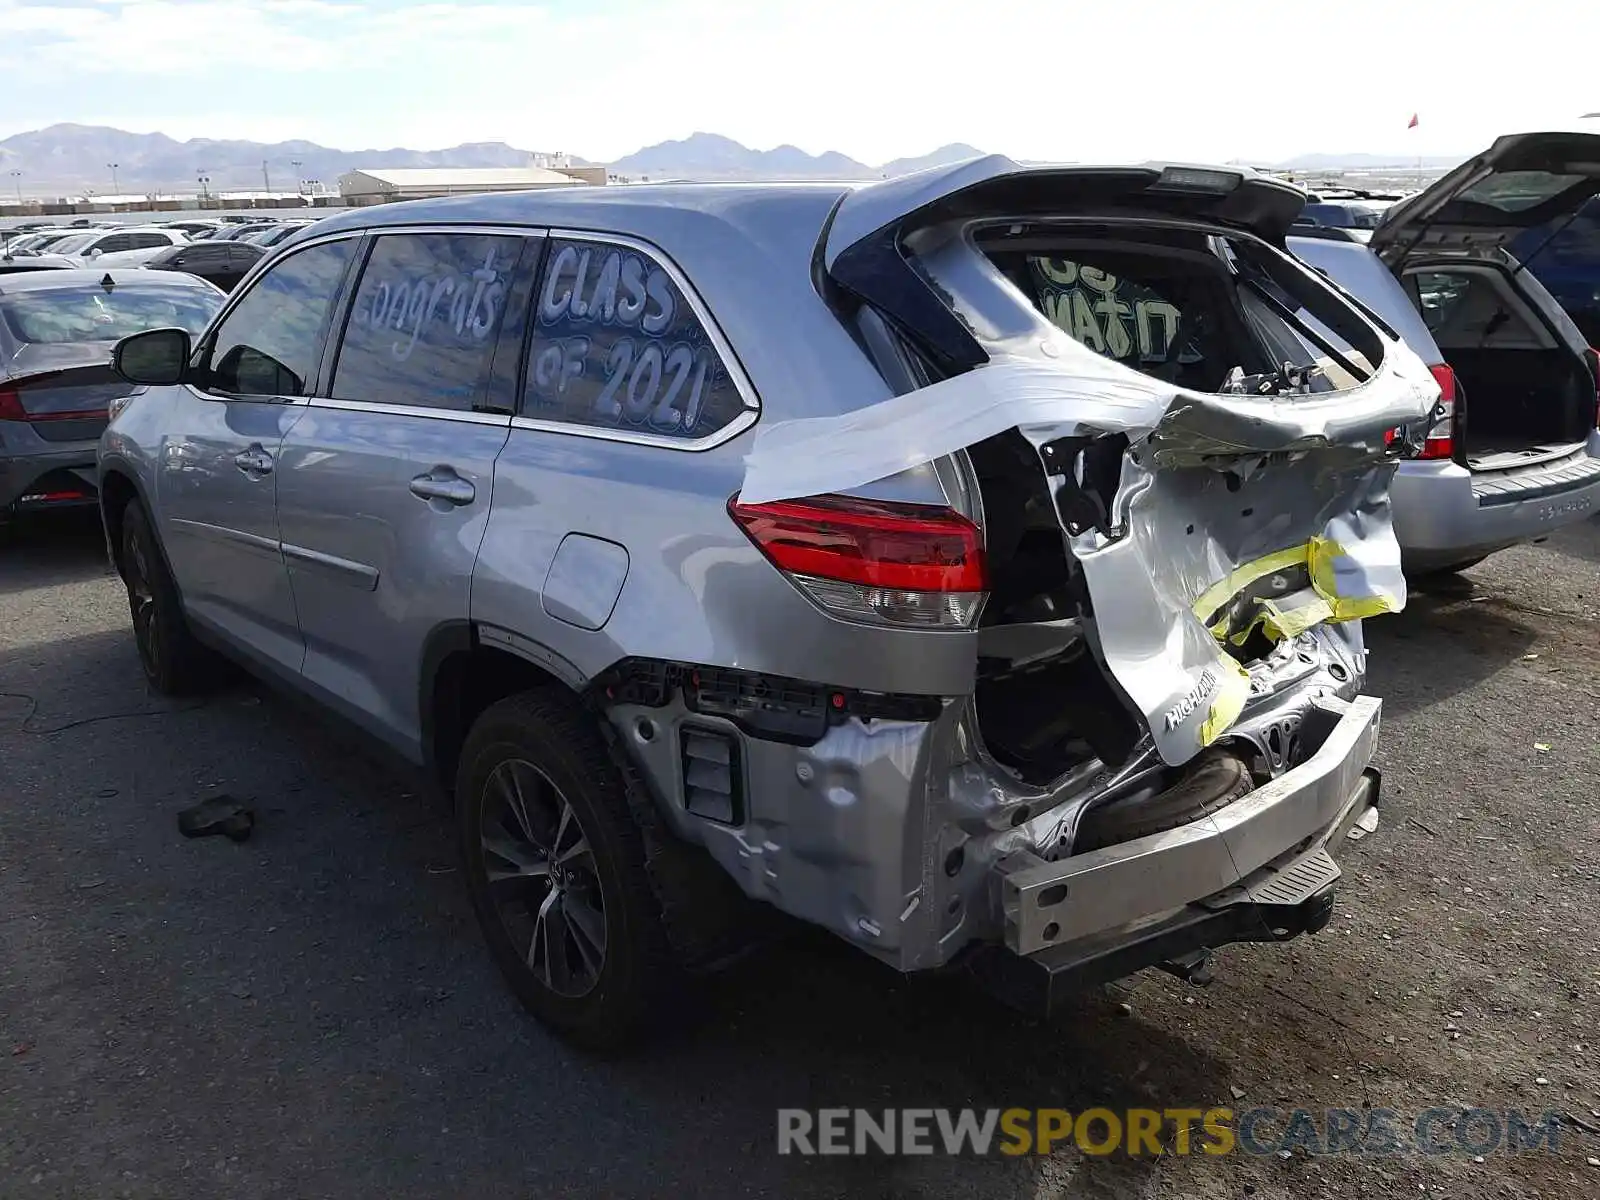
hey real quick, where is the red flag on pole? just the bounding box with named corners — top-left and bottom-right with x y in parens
top-left (1408, 113), bottom-right (1419, 129)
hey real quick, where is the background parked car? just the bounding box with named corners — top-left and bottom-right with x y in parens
top-left (165, 220), bottom-right (222, 240)
top-left (1287, 135), bottom-right (1600, 574)
top-left (203, 222), bottom-right (279, 242)
top-left (245, 221), bottom-right (315, 247)
top-left (1, 269), bottom-right (223, 523)
top-left (142, 240), bottom-right (265, 292)
top-left (0, 254), bottom-right (79, 276)
top-left (3, 229), bottom-right (87, 255)
top-left (1291, 190), bottom-right (1397, 242)
top-left (50, 226), bottom-right (189, 261)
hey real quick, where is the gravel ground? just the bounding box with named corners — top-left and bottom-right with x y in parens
top-left (2, 512), bottom-right (1598, 1200)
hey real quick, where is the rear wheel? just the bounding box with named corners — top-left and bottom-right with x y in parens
top-left (119, 501), bottom-right (218, 695)
top-left (456, 690), bottom-right (675, 1051)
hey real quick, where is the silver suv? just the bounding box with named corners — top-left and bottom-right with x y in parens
top-left (100, 159), bottom-right (1434, 1048)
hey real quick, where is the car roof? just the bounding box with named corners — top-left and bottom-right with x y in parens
top-left (0, 267), bottom-right (218, 295)
top-left (304, 180), bottom-right (851, 241)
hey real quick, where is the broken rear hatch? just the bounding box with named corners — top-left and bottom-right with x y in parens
top-left (743, 156), bottom-right (1439, 768)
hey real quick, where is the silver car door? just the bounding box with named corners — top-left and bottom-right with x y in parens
top-left (157, 235), bottom-right (360, 676)
top-left (272, 228), bottom-right (535, 760)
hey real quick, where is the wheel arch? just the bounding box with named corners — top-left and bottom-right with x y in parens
top-left (98, 462), bottom-right (152, 577)
top-left (421, 621), bottom-right (594, 798)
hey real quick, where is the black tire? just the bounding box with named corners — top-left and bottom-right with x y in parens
top-left (1074, 749), bottom-right (1255, 853)
top-left (456, 690), bottom-right (676, 1051)
top-left (118, 501), bottom-right (218, 695)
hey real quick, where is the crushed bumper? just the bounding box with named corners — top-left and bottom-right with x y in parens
top-left (979, 694), bottom-right (1380, 1006)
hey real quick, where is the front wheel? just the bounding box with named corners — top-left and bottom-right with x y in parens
top-left (118, 501), bottom-right (219, 695)
top-left (456, 690), bottom-right (675, 1051)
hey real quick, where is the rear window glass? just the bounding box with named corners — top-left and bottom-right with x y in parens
top-left (1456, 171), bottom-right (1587, 213)
top-left (521, 237), bottom-right (750, 440)
top-left (982, 230), bottom-right (1382, 395)
top-left (0, 284), bottom-right (221, 344)
top-left (997, 250), bottom-right (1265, 392)
top-left (1022, 256), bottom-right (1191, 374)
top-left (47, 234), bottom-right (95, 255)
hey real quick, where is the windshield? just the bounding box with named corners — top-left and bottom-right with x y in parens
top-left (0, 283), bottom-right (222, 344)
top-left (47, 233), bottom-right (97, 255)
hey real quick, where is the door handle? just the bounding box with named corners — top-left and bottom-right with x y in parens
top-left (409, 470), bottom-right (476, 506)
top-left (234, 445), bottom-right (273, 476)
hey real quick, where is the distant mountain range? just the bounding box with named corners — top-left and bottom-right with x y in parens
top-left (0, 124), bottom-right (989, 195)
top-left (608, 133), bottom-right (986, 181)
top-left (0, 123), bottom-right (1468, 196)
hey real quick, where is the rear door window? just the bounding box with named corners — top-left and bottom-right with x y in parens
top-left (521, 237), bottom-right (752, 441)
top-left (203, 237), bottom-right (355, 397)
top-left (328, 231), bottom-right (523, 412)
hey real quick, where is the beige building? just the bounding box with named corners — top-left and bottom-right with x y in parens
top-left (338, 166), bottom-right (599, 205)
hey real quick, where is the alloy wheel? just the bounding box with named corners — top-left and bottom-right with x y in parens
top-left (479, 758), bottom-right (607, 998)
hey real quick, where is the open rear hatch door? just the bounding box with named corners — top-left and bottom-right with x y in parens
top-left (1370, 132), bottom-right (1600, 268)
top-left (746, 157), bottom-right (1437, 768)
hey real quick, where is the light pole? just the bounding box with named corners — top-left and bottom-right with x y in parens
top-left (291, 159), bottom-right (303, 196)
top-left (107, 162), bottom-right (120, 193)
top-left (197, 172), bottom-right (211, 203)
top-left (7, 170), bottom-right (21, 206)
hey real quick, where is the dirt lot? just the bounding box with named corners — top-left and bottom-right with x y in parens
top-left (2, 512), bottom-right (1598, 1200)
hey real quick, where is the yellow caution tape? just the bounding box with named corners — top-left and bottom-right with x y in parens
top-left (1199, 656), bottom-right (1253, 746)
top-left (1190, 534), bottom-right (1401, 744)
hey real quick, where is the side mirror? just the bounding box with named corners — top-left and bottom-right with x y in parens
top-left (113, 327), bottom-right (192, 386)
top-left (88, 247), bottom-right (103, 258)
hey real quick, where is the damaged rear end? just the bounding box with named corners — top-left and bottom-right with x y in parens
top-left (728, 157), bottom-right (1437, 1008)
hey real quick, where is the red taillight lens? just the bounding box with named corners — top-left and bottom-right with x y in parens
top-left (0, 383), bottom-right (108, 423)
top-left (1419, 363), bottom-right (1457, 460)
top-left (729, 493), bottom-right (988, 629)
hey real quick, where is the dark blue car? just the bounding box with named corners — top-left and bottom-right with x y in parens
top-left (1511, 197), bottom-right (1600, 347)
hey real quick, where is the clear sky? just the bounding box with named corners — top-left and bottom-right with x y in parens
top-left (2, 0), bottom-right (1597, 164)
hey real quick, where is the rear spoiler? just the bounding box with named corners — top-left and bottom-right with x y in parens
top-left (823, 156), bottom-right (1307, 372)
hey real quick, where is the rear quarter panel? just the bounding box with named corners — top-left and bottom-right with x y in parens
top-left (471, 198), bottom-right (981, 697)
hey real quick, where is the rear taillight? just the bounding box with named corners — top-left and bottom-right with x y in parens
top-left (729, 493), bottom-right (988, 629)
top-left (0, 383), bottom-right (108, 423)
top-left (1419, 363), bottom-right (1458, 460)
